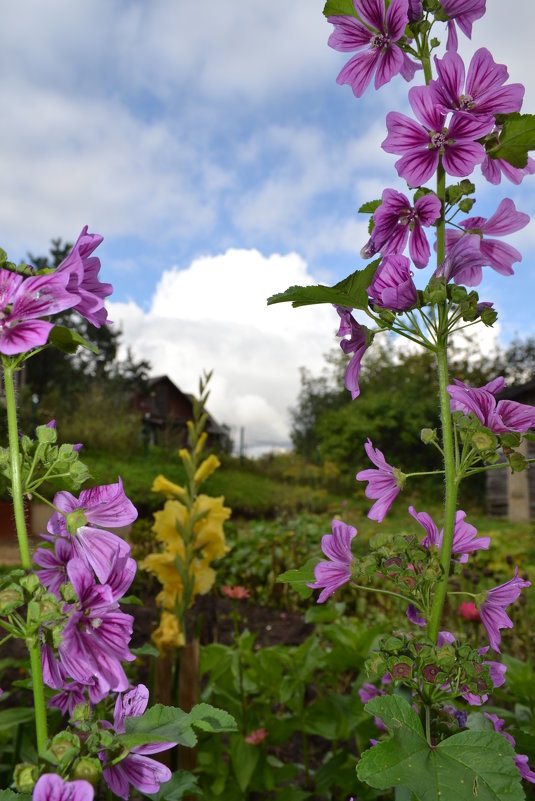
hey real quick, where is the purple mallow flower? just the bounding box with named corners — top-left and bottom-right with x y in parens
top-left (58, 559), bottom-right (135, 690)
top-left (429, 48), bottom-right (524, 118)
top-left (308, 519), bottom-right (357, 603)
top-left (406, 604), bottom-right (426, 626)
top-left (483, 715), bottom-right (535, 784)
top-left (356, 438), bottom-right (405, 522)
top-left (368, 255), bottom-right (418, 312)
top-left (335, 306), bottom-right (370, 399)
top-left (382, 85), bottom-right (494, 186)
top-left (364, 189), bottom-right (441, 268)
top-left (445, 198), bottom-right (530, 284)
top-left (101, 684), bottom-right (175, 800)
top-left (327, 0), bottom-right (419, 98)
top-left (408, 506), bottom-right (490, 563)
top-left (33, 775), bottom-right (94, 801)
top-left (462, 645), bottom-right (506, 705)
top-left (447, 378), bottom-right (535, 434)
top-left (440, 0), bottom-right (486, 52)
top-left (56, 226), bottom-right (112, 327)
top-left (434, 234), bottom-right (488, 286)
top-left (479, 567), bottom-right (530, 652)
top-left (47, 478), bottom-right (137, 584)
top-left (482, 145), bottom-right (535, 186)
top-left (0, 269), bottom-right (80, 355)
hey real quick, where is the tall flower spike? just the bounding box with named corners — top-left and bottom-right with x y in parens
top-left (327, 0), bottom-right (419, 98)
top-left (356, 438), bottom-right (405, 522)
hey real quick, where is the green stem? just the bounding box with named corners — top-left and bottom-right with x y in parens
top-left (351, 582), bottom-right (414, 606)
top-left (436, 161), bottom-right (446, 265)
top-left (427, 342), bottom-right (458, 643)
top-left (3, 360), bottom-right (48, 753)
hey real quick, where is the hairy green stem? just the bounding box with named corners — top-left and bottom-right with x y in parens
top-left (427, 341), bottom-right (458, 643)
top-left (3, 360), bottom-right (48, 752)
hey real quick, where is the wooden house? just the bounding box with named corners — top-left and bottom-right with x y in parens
top-left (132, 375), bottom-right (230, 451)
top-left (486, 380), bottom-right (535, 521)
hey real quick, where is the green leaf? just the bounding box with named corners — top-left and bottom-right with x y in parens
top-left (123, 703), bottom-right (235, 749)
top-left (357, 696), bottom-right (524, 801)
top-left (267, 260), bottom-right (380, 310)
top-left (0, 792), bottom-right (31, 801)
top-left (120, 594), bottom-right (144, 606)
top-left (186, 703), bottom-right (237, 733)
top-left (358, 199), bottom-right (381, 214)
top-left (489, 113), bottom-right (535, 168)
top-left (131, 643), bottom-right (160, 657)
top-left (323, 0), bottom-right (358, 16)
top-left (0, 707), bottom-right (35, 730)
top-left (144, 770), bottom-right (200, 800)
top-left (49, 325), bottom-right (99, 355)
top-left (277, 558), bottom-right (318, 599)
top-left (230, 736), bottom-right (260, 792)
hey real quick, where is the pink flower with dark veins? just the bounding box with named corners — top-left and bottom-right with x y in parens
top-left (479, 568), bottom-right (530, 652)
top-left (327, 0), bottom-right (419, 98)
top-left (382, 85), bottom-right (494, 186)
top-left (335, 306), bottom-right (370, 399)
top-left (56, 227), bottom-right (112, 327)
top-left (408, 506), bottom-right (490, 563)
top-left (308, 519), bottom-right (357, 603)
top-left (429, 48), bottom-right (524, 117)
top-left (439, 0), bottom-right (486, 52)
top-left (368, 255), bottom-right (418, 312)
top-left (445, 198), bottom-right (530, 284)
top-left (365, 188), bottom-right (441, 268)
top-left (357, 439), bottom-right (405, 522)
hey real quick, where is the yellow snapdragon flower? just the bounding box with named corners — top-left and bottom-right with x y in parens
top-left (152, 611), bottom-right (185, 653)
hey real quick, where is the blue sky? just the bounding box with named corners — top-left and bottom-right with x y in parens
top-left (1, 0), bottom-right (534, 452)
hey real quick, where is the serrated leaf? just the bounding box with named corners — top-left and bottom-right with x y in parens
top-left (358, 199), bottom-right (381, 214)
top-left (323, 0), bottom-right (358, 17)
top-left (49, 326), bottom-right (99, 355)
top-left (357, 696), bottom-right (524, 801)
top-left (267, 260), bottom-right (380, 310)
top-left (489, 113), bottom-right (535, 168)
top-left (277, 558), bottom-right (318, 599)
top-left (187, 703), bottom-right (237, 733)
top-left (123, 703), bottom-right (236, 750)
top-left (123, 705), bottom-right (196, 748)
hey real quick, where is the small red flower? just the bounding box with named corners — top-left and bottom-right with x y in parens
top-left (222, 585), bottom-right (250, 600)
top-left (458, 601), bottom-right (481, 621)
top-left (245, 728), bottom-right (268, 745)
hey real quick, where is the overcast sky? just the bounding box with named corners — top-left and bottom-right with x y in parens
top-left (1, 0), bottom-right (534, 453)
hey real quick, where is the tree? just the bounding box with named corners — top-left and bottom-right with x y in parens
top-left (290, 333), bottom-right (500, 477)
top-left (20, 239), bottom-right (151, 452)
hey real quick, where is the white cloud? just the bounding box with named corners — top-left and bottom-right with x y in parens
top-left (109, 249), bottom-right (338, 453)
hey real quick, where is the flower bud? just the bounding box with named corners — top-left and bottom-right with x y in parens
top-left (72, 757), bottom-right (102, 785)
top-left (420, 428), bottom-right (436, 444)
top-left (14, 763), bottom-right (39, 793)
top-left (48, 731), bottom-right (81, 765)
top-left (0, 584), bottom-right (24, 614)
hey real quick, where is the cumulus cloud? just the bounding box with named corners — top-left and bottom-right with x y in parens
top-left (109, 249), bottom-right (339, 453)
